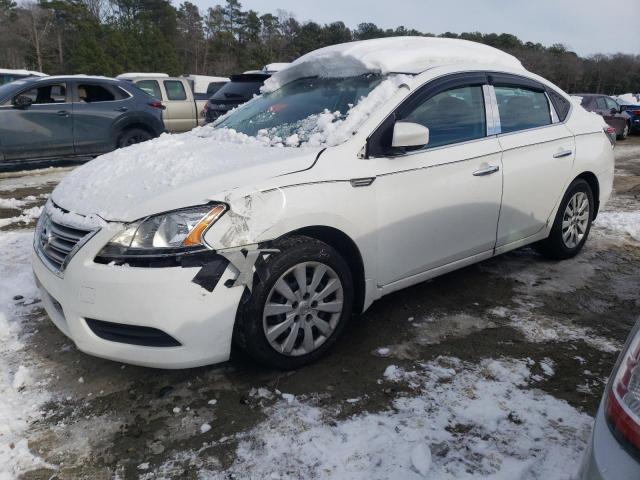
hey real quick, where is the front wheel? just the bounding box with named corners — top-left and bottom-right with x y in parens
top-left (233, 236), bottom-right (354, 370)
top-left (536, 178), bottom-right (594, 259)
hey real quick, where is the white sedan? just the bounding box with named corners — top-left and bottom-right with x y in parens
top-left (32, 37), bottom-right (614, 369)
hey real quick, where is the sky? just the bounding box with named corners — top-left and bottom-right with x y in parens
top-left (189, 0), bottom-right (640, 57)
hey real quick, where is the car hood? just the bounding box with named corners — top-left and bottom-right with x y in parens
top-left (51, 128), bottom-right (321, 222)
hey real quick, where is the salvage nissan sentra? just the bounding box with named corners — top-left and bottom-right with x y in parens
top-left (32, 37), bottom-right (614, 370)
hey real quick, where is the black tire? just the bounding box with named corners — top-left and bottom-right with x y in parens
top-left (536, 178), bottom-right (594, 260)
top-left (233, 235), bottom-right (354, 370)
top-left (117, 128), bottom-right (152, 148)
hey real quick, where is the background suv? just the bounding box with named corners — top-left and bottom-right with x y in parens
top-left (0, 75), bottom-right (164, 169)
top-left (204, 73), bottom-right (270, 123)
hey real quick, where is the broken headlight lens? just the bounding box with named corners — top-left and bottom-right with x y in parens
top-left (98, 204), bottom-right (227, 258)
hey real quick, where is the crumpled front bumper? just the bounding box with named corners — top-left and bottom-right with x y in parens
top-left (32, 227), bottom-right (245, 369)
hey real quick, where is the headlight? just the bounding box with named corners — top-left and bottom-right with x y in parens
top-left (97, 204), bottom-right (227, 259)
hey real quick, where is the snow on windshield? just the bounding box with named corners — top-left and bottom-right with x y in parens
top-left (208, 74), bottom-right (410, 148)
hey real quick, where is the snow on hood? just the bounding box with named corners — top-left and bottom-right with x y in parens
top-left (264, 37), bottom-right (524, 92)
top-left (51, 128), bottom-right (321, 222)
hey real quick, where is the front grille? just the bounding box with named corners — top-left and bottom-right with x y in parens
top-left (35, 209), bottom-right (93, 274)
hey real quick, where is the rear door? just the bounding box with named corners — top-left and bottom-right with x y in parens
top-left (492, 74), bottom-right (575, 247)
top-left (0, 82), bottom-right (74, 160)
top-left (162, 79), bottom-right (196, 132)
top-left (73, 81), bottom-right (132, 155)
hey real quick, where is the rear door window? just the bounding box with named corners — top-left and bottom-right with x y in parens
top-left (77, 83), bottom-right (116, 103)
top-left (17, 83), bottom-right (67, 104)
top-left (164, 80), bottom-right (187, 101)
top-left (400, 85), bottom-right (487, 149)
top-left (494, 86), bottom-right (551, 133)
top-left (595, 97), bottom-right (607, 110)
top-left (136, 80), bottom-right (162, 99)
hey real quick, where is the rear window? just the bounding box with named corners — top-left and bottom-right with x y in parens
top-left (206, 82), bottom-right (227, 95)
top-left (164, 80), bottom-right (187, 101)
top-left (211, 81), bottom-right (263, 102)
top-left (136, 80), bottom-right (161, 99)
top-left (495, 86), bottom-right (551, 133)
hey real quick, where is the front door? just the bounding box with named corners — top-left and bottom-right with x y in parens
top-left (371, 76), bottom-right (503, 287)
top-left (0, 82), bottom-right (74, 160)
top-left (162, 79), bottom-right (196, 132)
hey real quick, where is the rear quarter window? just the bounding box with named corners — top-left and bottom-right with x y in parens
top-left (547, 89), bottom-right (571, 121)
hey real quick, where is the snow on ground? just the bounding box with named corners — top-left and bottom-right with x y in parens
top-left (0, 205), bottom-right (43, 229)
top-left (147, 357), bottom-right (590, 480)
top-left (595, 210), bottom-right (640, 241)
top-left (0, 231), bottom-right (49, 478)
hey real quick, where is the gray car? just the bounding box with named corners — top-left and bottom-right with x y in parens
top-left (0, 75), bottom-right (165, 169)
top-left (579, 319), bottom-right (640, 479)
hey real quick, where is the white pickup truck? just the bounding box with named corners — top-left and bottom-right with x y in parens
top-left (116, 73), bottom-right (228, 133)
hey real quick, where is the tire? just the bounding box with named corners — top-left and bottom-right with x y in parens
top-left (617, 123), bottom-right (629, 140)
top-left (233, 235), bottom-right (354, 370)
top-left (117, 128), bottom-right (152, 148)
top-left (536, 178), bottom-right (594, 260)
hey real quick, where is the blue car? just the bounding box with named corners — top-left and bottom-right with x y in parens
top-left (0, 75), bottom-right (165, 169)
top-left (618, 102), bottom-right (640, 134)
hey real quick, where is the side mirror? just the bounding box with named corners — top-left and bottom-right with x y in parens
top-left (610, 107), bottom-right (618, 115)
top-left (13, 95), bottom-right (33, 109)
top-left (391, 121), bottom-right (429, 149)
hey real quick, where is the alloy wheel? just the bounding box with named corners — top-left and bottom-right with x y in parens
top-left (262, 261), bottom-right (344, 356)
top-left (561, 191), bottom-right (589, 248)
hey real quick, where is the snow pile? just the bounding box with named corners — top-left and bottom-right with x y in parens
top-left (159, 357), bottom-right (590, 479)
top-left (0, 231), bottom-right (49, 477)
top-left (264, 37), bottom-right (524, 92)
top-left (615, 93), bottom-right (640, 105)
top-left (595, 211), bottom-right (640, 241)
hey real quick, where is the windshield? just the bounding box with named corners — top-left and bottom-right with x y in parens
top-left (215, 74), bottom-right (386, 142)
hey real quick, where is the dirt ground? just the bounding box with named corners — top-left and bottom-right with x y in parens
top-left (1, 136), bottom-right (640, 479)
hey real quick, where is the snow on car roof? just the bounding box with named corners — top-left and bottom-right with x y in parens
top-left (0, 68), bottom-right (46, 76)
top-left (116, 72), bottom-right (170, 79)
top-left (264, 37), bottom-right (524, 91)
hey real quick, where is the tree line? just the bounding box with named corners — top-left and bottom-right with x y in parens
top-left (1, 0), bottom-right (638, 95)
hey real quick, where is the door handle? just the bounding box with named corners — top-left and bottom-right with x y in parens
top-left (56, 110), bottom-right (69, 117)
top-left (553, 149), bottom-right (573, 158)
top-left (115, 106), bottom-right (128, 112)
top-left (472, 165), bottom-right (500, 176)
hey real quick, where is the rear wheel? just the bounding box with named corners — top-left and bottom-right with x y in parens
top-left (617, 123), bottom-right (629, 140)
top-left (118, 128), bottom-right (151, 148)
top-left (536, 178), bottom-right (594, 259)
top-left (233, 236), bottom-right (354, 370)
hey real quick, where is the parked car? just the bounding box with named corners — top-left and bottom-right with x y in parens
top-left (204, 72), bottom-right (270, 123)
top-left (0, 75), bottom-right (164, 168)
top-left (33, 37), bottom-right (614, 370)
top-left (576, 94), bottom-right (631, 139)
top-left (0, 68), bottom-right (46, 85)
top-left (117, 74), bottom-right (207, 132)
top-left (181, 74), bottom-right (229, 99)
top-left (579, 318), bottom-right (640, 479)
top-left (617, 101), bottom-right (640, 134)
